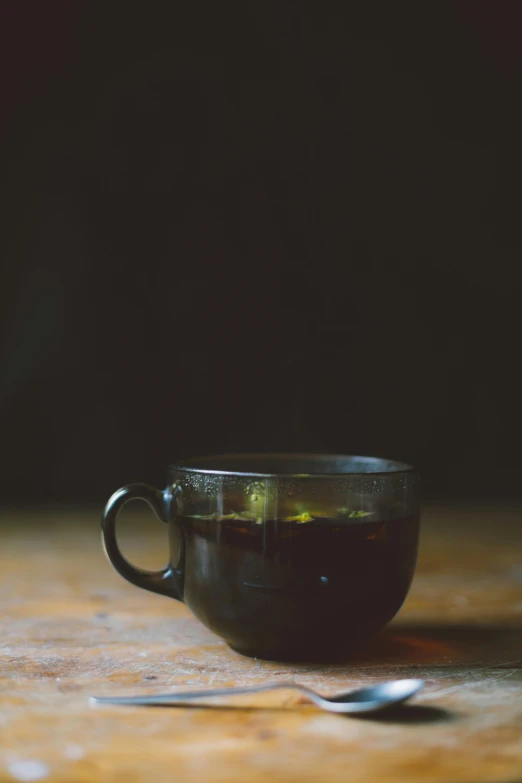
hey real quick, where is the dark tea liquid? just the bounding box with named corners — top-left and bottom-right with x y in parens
top-left (175, 513), bottom-right (419, 660)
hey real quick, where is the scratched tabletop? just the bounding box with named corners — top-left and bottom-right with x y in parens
top-left (1, 507), bottom-right (521, 783)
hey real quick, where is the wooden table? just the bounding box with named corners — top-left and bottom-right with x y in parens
top-left (1, 507), bottom-right (521, 783)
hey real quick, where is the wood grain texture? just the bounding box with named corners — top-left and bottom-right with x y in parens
top-left (1, 507), bottom-right (521, 783)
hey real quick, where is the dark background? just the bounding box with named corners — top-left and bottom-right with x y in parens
top-left (1, 1), bottom-right (521, 505)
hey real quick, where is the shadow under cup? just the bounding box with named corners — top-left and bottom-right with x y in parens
top-left (102, 454), bottom-right (420, 662)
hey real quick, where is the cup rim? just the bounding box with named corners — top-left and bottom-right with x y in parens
top-left (170, 453), bottom-right (417, 479)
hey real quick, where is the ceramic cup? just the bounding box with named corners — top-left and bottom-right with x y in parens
top-left (102, 453), bottom-right (420, 661)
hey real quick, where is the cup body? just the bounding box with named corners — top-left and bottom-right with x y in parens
top-left (169, 454), bottom-right (420, 660)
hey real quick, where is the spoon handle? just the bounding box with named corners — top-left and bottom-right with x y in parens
top-left (91, 681), bottom-right (298, 706)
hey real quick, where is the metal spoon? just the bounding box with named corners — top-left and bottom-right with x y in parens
top-left (91, 678), bottom-right (424, 715)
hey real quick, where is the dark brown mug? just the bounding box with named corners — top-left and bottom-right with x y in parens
top-left (102, 453), bottom-right (420, 661)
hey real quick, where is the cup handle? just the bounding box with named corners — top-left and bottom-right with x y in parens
top-left (101, 483), bottom-right (182, 600)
